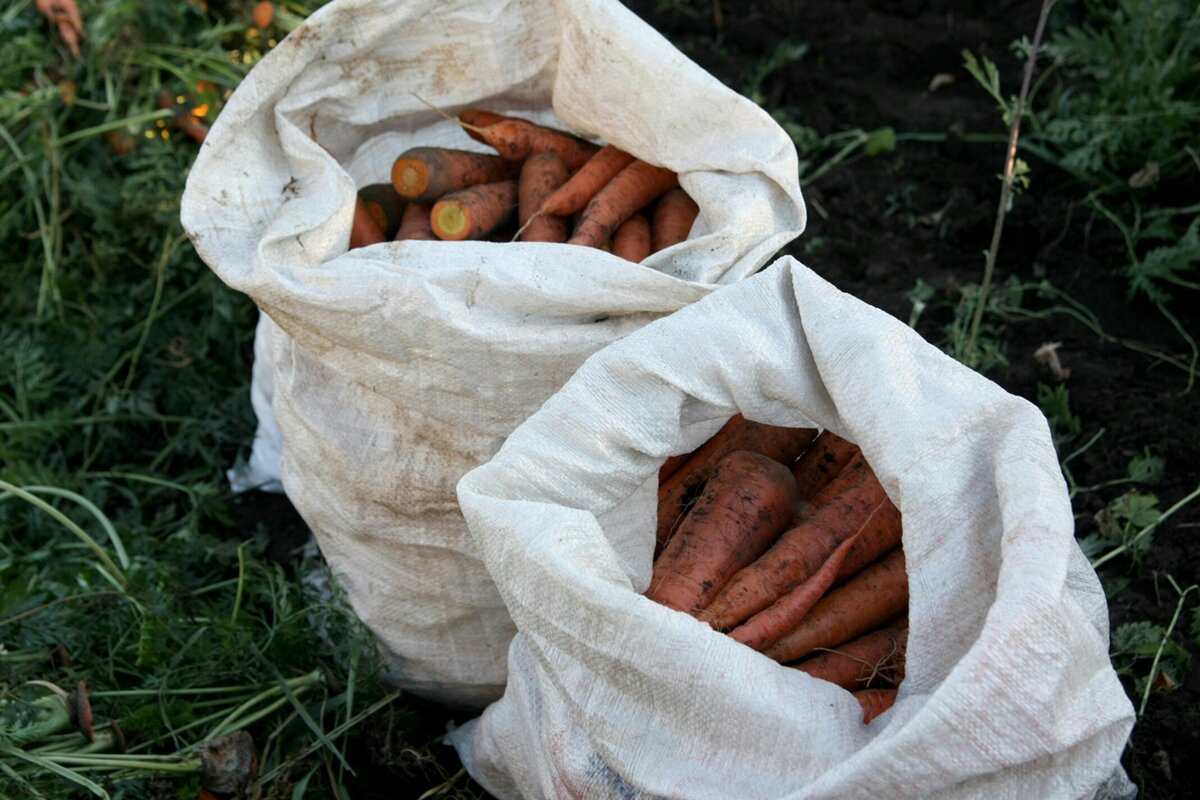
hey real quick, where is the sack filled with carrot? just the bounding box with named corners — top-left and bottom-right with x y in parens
top-left (450, 258), bottom-right (1135, 798)
top-left (181, 0), bottom-right (807, 708)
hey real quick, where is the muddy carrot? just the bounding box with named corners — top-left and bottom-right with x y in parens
top-left (698, 454), bottom-right (883, 631)
top-left (430, 179), bottom-right (518, 241)
top-left (836, 498), bottom-right (902, 580)
top-left (395, 202), bottom-right (436, 241)
top-left (646, 451), bottom-right (802, 613)
top-left (612, 214), bottom-right (651, 262)
top-left (391, 147), bottom-right (519, 203)
top-left (659, 454), bottom-right (689, 484)
top-left (763, 548), bottom-right (909, 664)
top-left (473, 118), bottom-right (599, 170)
top-left (568, 160), bottom-right (679, 249)
top-left (459, 108), bottom-right (511, 145)
top-left (518, 152), bottom-right (569, 243)
top-left (651, 189), bottom-right (700, 252)
top-left (794, 625), bottom-right (908, 691)
top-left (541, 145), bottom-right (637, 217)
top-left (790, 432), bottom-right (862, 500)
top-left (358, 184), bottom-right (406, 240)
top-left (854, 688), bottom-right (898, 724)
top-left (350, 197), bottom-right (387, 249)
top-left (657, 416), bottom-right (816, 557)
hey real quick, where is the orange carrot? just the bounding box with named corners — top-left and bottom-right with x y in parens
top-left (459, 108), bottom-right (510, 144)
top-left (252, 1), bottom-right (275, 28)
top-left (157, 92), bottom-right (209, 144)
top-left (854, 688), bottom-right (898, 724)
top-left (790, 431), bottom-right (862, 500)
top-left (646, 451), bottom-right (802, 613)
top-left (658, 417), bottom-right (816, 555)
top-left (473, 119), bottom-right (599, 170)
top-left (568, 160), bottom-right (679, 249)
top-left (699, 454), bottom-right (883, 632)
top-left (395, 202), bottom-right (436, 241)
top-left (541, 145), bottom-right (636, 217)
top-left (794, 625), bottom-right (908, 691)
top-left (659, 454), bottom-right (689, 484)
top-left (836, 499), bottom-right (902, 580)
top-left (359, 184), bottom-right (406, 240)
top-left (518, 153), bottom-right (569, 243)
top-left (763, 548), bottom-right (908, 664)
top-left (657, 416), bottom-right (816, 556)
top-left (391, 147), bottom-right (519, 204)
top-left (724, 533), bottom-right (860, 650)
top-left (37, 0), bottom-right (83, 58)
top-left (651, 189), bottom-right (700, 252)
top-left (430, 179), bottom-right (518, 241)
top-left (350, 197), bottom-right (387, 249)
top-left (612, 214), bottom-right (651, 262)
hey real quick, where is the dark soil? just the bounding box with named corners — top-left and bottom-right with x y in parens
top-left (619, 0), bottom-right (1200, 797)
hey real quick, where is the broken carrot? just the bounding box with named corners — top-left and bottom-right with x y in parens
top-left (391, 147), bottom-right (518, 204)
top-left (358, 184), bottom-right (406, 240)
top-left (647, 451), bottom-right (802, 613)
top-left (430, 179), bottom-right (518, 241)
top-left (37, 0), bottom-right (83, 58)
top-left (568, 160), bottom-right (679, 249)
top-left (518, 152), bottom-right (569, 243)
top-left (651, 188), bottom-right (700, 252)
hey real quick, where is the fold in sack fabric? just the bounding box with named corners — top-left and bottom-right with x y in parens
top-left (180, 0), bottom-right (806, 705)
top-left (451, 258), bottom-right (1136, 798)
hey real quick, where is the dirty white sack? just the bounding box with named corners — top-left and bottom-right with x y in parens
top-left (451, 258), bottom-right (1136, 798)
top-left (180, 0), bottom-right (805, 705)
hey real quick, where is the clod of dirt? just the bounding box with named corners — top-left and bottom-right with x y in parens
top-left (199, 730), bottom-right (259, 795)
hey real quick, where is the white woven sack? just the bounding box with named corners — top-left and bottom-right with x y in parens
top-left (180, 0), bottom-right (805, 705)
top-left (451, 258), bottom-right (1136, 798)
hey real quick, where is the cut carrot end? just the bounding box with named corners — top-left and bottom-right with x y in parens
top-left (432, 202), bottom-right (470, 240)
top-left (393, 161), bottom-right (429, 197)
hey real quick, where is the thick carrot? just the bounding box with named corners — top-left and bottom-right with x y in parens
top-left (656, 416), bottom-right (817, 556)
top-left (568, 161), bottom-right (679, 249)
top-left (763, 548), bottom-right (908, 664)
top-left (541, 145), bottom-right (636, 217)
top-left (794, 625), bottom-right (908, 691)
top-left (430, 179), bottom-right (518, 241)
top-left (349, 197), bottom-right (387, 249)
top-left (359, 184), bottom-right (406, 240)
top-left (836, 498), bottom-right (902, 580)
top-left (854, 688), bottom-right (898, 724)
top-left (391, 147), bottom-right (519, 204)
top-left (473, 119), bottom-right (599, 170)
top-left (790, 431), bottom-right (862, 500)
top-left (724, 533), bottom-right (860, 650)
top-left (395, 202), bottom-right (436, 241)
top-left (659, 454), bottom-right (689, 484)
top-left (699, 456), bottom-right (883, 632)
top-left (612, 214), bottom-right (651, 262)
top-left (518, 152), bottom-right (569, 243)
top-left (646, 451), bottom-right (802, 614)
top-left (650, 189), bottom-right (700, 252)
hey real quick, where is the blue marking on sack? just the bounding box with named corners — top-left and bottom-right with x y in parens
top-left (585, 753), bottom-right (642, 800)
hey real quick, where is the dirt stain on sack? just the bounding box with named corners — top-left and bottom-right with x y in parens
top-left (428, 45), bottom-right (468, 95)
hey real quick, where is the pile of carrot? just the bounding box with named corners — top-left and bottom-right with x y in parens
top-left (347, 108), bottom-right (699, 259)
top-left (647, 417), bottom-right (908, 725)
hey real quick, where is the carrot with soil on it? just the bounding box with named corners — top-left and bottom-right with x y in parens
top-left (349, 197), bottom-right (388, 249)
top-left (468, 118), bottom-right (599, 170)
top-left (358, 184), bottom-right (406, 240)
top-left (659, 454), bottom-right (690, 484)
top-left (394, 202), bottom-right (436, 241)
top-left (37, 0), bottom-right (84, 58)
top-left (762, 547), bottom-right (909, 664)
top-left (699, 453), bottom-right (884, 632)
top-left (391, 147), bottom-right (519, 204)
top-left (540, 145), bottom-right (637, 217)
top-left (517, 152), bottom-right (569, 243)
top-left (853, 688), bottom-right (898, 724)
top-left (646, 451), bottom-right (803, 614)
top-left (790, 431), bottom-right (862, 501)
top-left (612, 214), bottom-right (651, 262)
top-left (794, 624), bottom-right (908, 691)
top-left (656, 416), bottom-right (817, 557)
top-left (835, 498), bottom-right (902, 580)
top-left (651, 188), bottom-right (700, 252)
top-left (430, 179), bottom-right (518, 241)
top-left (568, 160), bottom-right (679, 249)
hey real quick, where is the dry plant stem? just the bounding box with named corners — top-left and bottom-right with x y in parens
top-left (965, 0), bottom-right (1055, 363)
top-left (1140, 578), bottom-right (1197, 717)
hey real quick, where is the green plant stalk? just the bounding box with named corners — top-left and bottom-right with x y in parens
top-left (1138, 578), bottom-right (1197, 717)
top-left (0, 745), bottom-right (111, 799)
top-left (206, 669), bottom-right (323, 740)
top-left (0, 480), bottom-right (128, 587)
top-left (1092, 483), bottom-right (1200, 569)
top-left (964, 0), bottom-right (1055, 366)
top-left (19, 486), bottom-right (130, 569)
